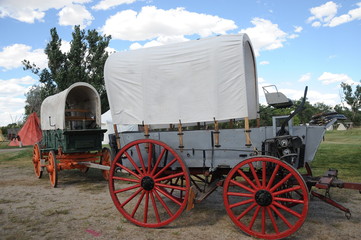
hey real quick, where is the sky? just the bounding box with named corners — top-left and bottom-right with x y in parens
top-left (0, 0), bottom-right (360, 126)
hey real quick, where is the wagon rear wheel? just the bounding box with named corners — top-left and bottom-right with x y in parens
top-left (109, 139), bottom-right (190, 228)
top-left (223, 156), bottom-right (309, 240)
top-left (47, 151), bottom-right (58, 188)
top-left (32, 143), bottom-right (42, 178)
top-left (101, 147), bottom-right (111, 180)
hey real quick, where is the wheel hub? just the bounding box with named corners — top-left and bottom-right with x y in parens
top-left (255, 190), bottom-right (273, 206)
top-left (141, 176), bottom-right (155, 191)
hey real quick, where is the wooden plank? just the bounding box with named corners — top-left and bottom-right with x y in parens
top-left (65, 116), bottom-right (94, 121)
top-left (65, 109), bottom-right (91, 113)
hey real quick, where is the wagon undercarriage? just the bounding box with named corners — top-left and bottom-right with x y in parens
top-left (108, 136), bottom-right (361, 239)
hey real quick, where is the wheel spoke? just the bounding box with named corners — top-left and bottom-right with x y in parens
top-left (266, 164), bottom-right (280, 189)
top-left (156, 183), bottom-right (187, 192)
top-left (249, 205), bottom-right (261, 230)
top-left (270, 172), bottom-right (293, 192)
top-left (270, 205), bottom-right (293, 228)
top-left (237, 169), bottom-right (257, 190)
top-left (262, 161), bottom-right (266, 188)
top-left (124, 151), bottom-right (143, 176)
top-left (249, 163), bottom-right (261, 187)
top-left (261, 207), bottom-right (266, 234)
top-left (155, 186), bottom-right (182, 206)
top-left (150, 191), bottom-right (161, 223)
top-left (144, 191), bottom-right (149, 223)
top-left (236, 202), bottom-right (257, 220)
top-left (114, 184), bottom-right (141, 194)
top-left (273, 185), bottom-right (302, 196)
top-left (153, 188), bottom-right (173, 217)
top-left (267, 206), bottom-right (279, 234)
top-left (151, 148), bottom-right (167, 176)
top-left (120, 187), bottom-right (143, 207)
top-left (153, 158), bottom-right (177, 178)
top-left (273, 201), bottom-right (302, 218)
top-left (227, 192), bottom-right (253, 198)
top-left (274, 197), bottom-right (305, 204)
top-left (131, 191), bottom-right (145, 217)
top-left (154, 172), bottom-right (184, 183)
top-left (147, 143), bottom-right (153, 174)
top-left (230, 179), bottom-right (255, 193)
top-left (135, 144), bottom-right (146, 174)
top-left (115, 162), bottom-right (140, 179)
top-left (112, 176), bottom-right (140, 183)
top-left (229, 198), bottom-right (254, 209)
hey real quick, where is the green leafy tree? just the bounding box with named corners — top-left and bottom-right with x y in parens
top-left (23, 26), bottom-right (111, 115)
top-left (340, 81), bottom-right (361, 122)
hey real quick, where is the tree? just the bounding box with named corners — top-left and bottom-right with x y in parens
top-left (340, 81), bottom-right (361, 120)
top-left (23, 26), bottom-right (111, 115)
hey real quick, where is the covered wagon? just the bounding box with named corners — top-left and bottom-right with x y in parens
top-left (102, 34), bottom-right (361, 239)
top-left (32, 82), bottom-right (111, 187)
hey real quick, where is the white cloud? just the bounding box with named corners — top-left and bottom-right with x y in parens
top-left (294, 26), bottom-right (303, 33)
top-left (0, 76), bottom-right (38, 126)
top-left (0, 98), bottom-right (25, 126)
top-left (328, 2), bottom-right (361, 27)
top-left (308, 1), bottom-right (339, 24)
top-left (0, 76), bottom-right (36, 97)
top-left (239, 18), bottom-right (288, 56)
top-left (60, 40), bottom-right (71, 53)
top-left (92, 0), bottom-right (137, 11)
top-left (308, 1), bottom-right (361, 27)
top-left (101, 6), bottom-right (237, 41)
top-left (0, 44), bottom-right (48, 71)
top-left (276, 88), bottom-right (339, 106)
top-left (129, 35), bottom-right (189, 50)
top-left (299, 73), bottom-right (311, 82)
top-left (259, 61), bottom-right (269, 65)
top-left (318, 72), bottom-right (355, 85)
top-left (311, 21), bottom-right (322, 27)
top-left (307, 90), bottom-right (339, 106)
top-left (58, 4), bottom-right (93, 28)
top-left (0, 0), bottom-right (90, 23)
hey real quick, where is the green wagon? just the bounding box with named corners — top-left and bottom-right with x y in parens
top-left (32, 82), bottom-right (110, 187)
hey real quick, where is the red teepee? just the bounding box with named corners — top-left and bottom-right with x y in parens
top-left (8, 113), bottom-right (42, 146)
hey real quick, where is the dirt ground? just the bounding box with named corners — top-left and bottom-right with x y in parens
top-left (1, 148), bottom-right (361, 240)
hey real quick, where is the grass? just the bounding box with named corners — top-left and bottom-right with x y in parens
top-left (309, 128), bottom-right (361, 182)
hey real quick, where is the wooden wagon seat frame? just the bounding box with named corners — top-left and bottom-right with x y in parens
top-left (40, 82), bottom-right (101, 130)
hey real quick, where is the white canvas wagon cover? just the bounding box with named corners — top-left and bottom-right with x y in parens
top-left (104, 34), bottom-right (259, 125)
top-left (41, 82), bottom-right (101, 130)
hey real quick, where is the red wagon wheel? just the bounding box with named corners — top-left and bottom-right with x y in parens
top-left (47, 151), bottom-right (58, 188)
top-left (100, 147), bottom-right (111, 180)
top-left (223, 156), bottom-right (309, 240)
top-left (109, 139), bottom-right (190, 228)
top-left (32, 143), bottom-right (42, 178)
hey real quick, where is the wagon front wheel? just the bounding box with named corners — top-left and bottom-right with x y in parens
top-left (100, 147), bottom-right (111, 180)
top-left (32, 143), bottom-right (42, 178)
top-left (47, 151), bottom-right (58, 188)
top-left (109, 139), bottom-right (190, 228)
top-left (223, 156), bottom-right (309, 240)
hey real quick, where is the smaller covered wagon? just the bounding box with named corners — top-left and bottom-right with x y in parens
top-left (32, 82), bottom-right (110, 187)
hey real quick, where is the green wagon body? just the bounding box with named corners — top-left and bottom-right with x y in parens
top-left (33, 82), bottom-right (110, 187)
top-left (41, 129), bottom-right (106, 154)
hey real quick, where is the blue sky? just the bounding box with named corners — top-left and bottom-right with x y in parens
top-left (0, 0), bottom-right (360, 126)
